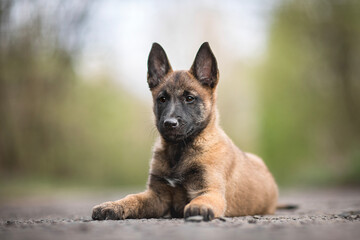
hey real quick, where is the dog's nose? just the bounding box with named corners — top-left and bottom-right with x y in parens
top-left (164, 118), bottom-right (179, 129)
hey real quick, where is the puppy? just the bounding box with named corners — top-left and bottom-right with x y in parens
top-left (92, 42), bottom-right (278, 221)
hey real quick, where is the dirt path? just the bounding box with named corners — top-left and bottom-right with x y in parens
top-left (1, 188), bottom-right (360, 240)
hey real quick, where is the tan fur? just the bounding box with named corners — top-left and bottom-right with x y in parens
top-left (92, 44), bottom-right (278, 221)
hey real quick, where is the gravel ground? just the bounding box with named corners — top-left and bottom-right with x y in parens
top-left (1, 187), bottom-right (360, 240)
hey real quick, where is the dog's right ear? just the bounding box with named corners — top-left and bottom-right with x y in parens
top-left (147, 43), bottom-right (172, 89)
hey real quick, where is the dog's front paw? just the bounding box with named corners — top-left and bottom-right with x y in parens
top-left (184, 204), bottom-right (215, 221)
top-left (92, 201), bottom-right (125, 220)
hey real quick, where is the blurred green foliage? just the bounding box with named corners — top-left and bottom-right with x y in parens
top-left (0, 0), bottom-right (359, 192)
top-left (0, 1), bottom-right (152, 189)
top-left (257, 0), bottom-right (360, 186)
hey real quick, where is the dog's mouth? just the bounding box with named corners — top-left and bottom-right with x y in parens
top-left (159, 126), bottom-right (196, 143)
top-left (161, 130), bottom-right (187, 142)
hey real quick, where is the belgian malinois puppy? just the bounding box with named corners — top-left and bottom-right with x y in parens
top-left (92, 42), bottom-right (278, 221)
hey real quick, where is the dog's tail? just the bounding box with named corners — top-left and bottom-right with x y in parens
top-left (276, 204), bottom-right (298, 210)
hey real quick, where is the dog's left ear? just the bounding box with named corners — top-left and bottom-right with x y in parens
top-left (190, 42), bottom-right (219, 89)
top-left (147, 43), bottom-right (172, 89)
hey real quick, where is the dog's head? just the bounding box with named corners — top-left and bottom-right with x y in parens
top-left (147, 42), bottom-right (219, 143)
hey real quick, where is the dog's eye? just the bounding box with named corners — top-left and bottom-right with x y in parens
top-left (185, 96), bottom-right (195, 103)
top-left (158, 96), bottom-right (167, 103)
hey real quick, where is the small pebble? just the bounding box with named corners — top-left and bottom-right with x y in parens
top-left (6, 220), bottom-right (15, 226)
top-left (248, 219), bottom-right (257, 224)
top-left (185, 216), bottom-right (204, 222)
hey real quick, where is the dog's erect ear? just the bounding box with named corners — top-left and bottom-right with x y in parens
top-left (147, 43), bottom-right (172, 89)
top-left (190, 42), bottom-right (219, 88)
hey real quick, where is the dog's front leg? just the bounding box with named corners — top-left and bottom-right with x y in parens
top-left (184, 190), bottom-right (226, 221)
top-left (92, 189), bottom-right (170, 220)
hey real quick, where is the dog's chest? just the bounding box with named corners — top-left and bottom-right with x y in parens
top-left (163, 172), bottom-right (204, 217)
top-left (162, 163), bottom-right (205, 200)
top-left (163, 162), bottom-right (203, 187)
top-left (164, 177), bottom-right (182, 188)
top-left (162, 167), bottom-right (186, 188)
top-left (154, 143), bottom-right (205, 196)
